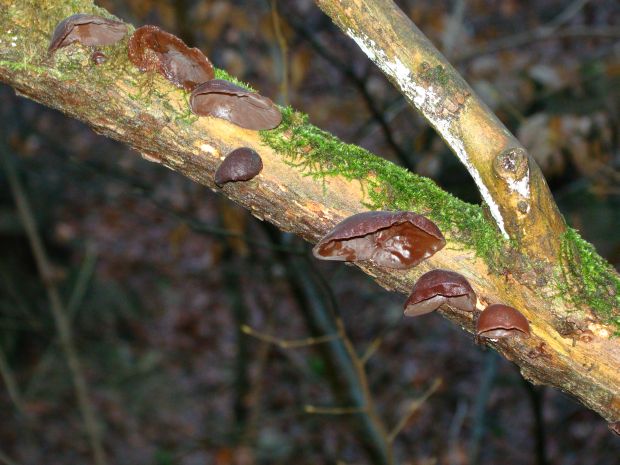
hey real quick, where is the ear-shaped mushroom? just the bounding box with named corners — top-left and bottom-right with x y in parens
top-left (312, 211), bottom-right (446, 270)
top-left (48, 14), bottom-right (128, 55)
top-left (128, 25), bottom-right (215, 91)
top-left (476, 304), bottom-right (530, 340)
top-left (404, 269), bottom-right (476, 316)
top-left (215, 148), bottom-right (263, 186)
top-left (190, 80), bottom-right (282, 130)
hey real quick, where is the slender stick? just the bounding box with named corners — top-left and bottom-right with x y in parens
top-left (0, 449), bottom-right (20, 465)
top-left (387, 378), bottom-right (442, 443)
top-left (0, 347), bottom-right (25, 415)
top-left (242, 324), bottom-right (341, 348)
top-left (270, 0), bottom-right (289, 105)
top-left (1, 150), bottom-right (107, 465)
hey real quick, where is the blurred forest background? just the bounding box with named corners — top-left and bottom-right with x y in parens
top-left (1, 0), bottom-right (619, 464)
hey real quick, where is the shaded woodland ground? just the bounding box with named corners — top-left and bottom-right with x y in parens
top-left (0, 0), bottom-right (619, 464)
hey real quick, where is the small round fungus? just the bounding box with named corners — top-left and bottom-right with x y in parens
top-left (48, 14), bottom-right (128, 55)
top-left (128, 25), bottom-right (215, 91)
top-left (91, 50), bottom-right (107, 65)
top-left (190, 80), bottom-right (282, 130)
top-left (404, 269), bottom-right (476, 317)
top-left (312, 211), bottom-right (446, 270)
top-left (476, 304), bottom-right (530, 340)
top-left (215, 148), bottom-right (263, 186)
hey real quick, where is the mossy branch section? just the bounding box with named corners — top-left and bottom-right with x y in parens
top-left (260, 108), bottom-right (503, 264)
top-left (561, 229), bottom-right (620, 335)
top-left (1, 0), bottom-right (620, 421)
top-left (260, 109), bottom-right (620, 332)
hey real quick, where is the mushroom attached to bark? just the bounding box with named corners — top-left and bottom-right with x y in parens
top-left (215, 148), bottom-right (263, 186)
top-left (48, 14), bottom-right (128, 55)
top-left (190, 80), bottom-right (282, 130)
top-left (404, 269), bottom-right (476, 316)
top-left (476, 304), bottom-right (531, 340)
top-left (312, 211), bottom-right (446, 270)
top-left (128, 25), bottom-right (214, 91)
top-left (91, 50), bottom-right (107, 65)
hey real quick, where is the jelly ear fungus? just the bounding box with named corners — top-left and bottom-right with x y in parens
top-left (48, 14), bottom-right (128, 55)
top-left (215, 148), bottom-right (263, 187)
top-left (476, 304), bottom-right (530, 341)
top-left (312, 211), bottom-right (445, 270)
top-left (404, 269), bottom-right (476, 316)
top-left (190, 80), bottom-right (282, 130)
top-left (128, 25), bottom-right (214, 91)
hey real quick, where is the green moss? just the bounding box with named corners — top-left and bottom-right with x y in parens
top-left (260, 107), bottom-right (504, 264)
top-left (213, 68), bottom-right (254, 91)
top-left (560, 228), bottom-right (620, 334)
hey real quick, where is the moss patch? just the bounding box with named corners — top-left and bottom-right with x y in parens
top-left (213, 68), bottom-right (254, 92)
top-left (260, 107), bottom-right (505, 265)
top-left (560, 228), bottom-right (620, 333)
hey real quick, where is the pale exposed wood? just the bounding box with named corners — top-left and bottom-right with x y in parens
top-left (0, 0), bottom-right (619, 424)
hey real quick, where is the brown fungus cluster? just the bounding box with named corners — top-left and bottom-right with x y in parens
top-left (128, 25), bottom-right (215, 91)
top-left (190, 80), bottom-right (282, 130)
top-left (404, 269), bottom-right (476, 317)
top-left (313, 211), bottom-right (445, 270)
top-left (215, 148), bottom-right (263, 187)
top-left (401, 264), bottom-right (531, 345)
top-left (48, 14), bottom-right (128, 55)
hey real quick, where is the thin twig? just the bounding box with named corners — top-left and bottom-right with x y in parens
top-left (66, 247), bottom-right (97, 317)
top-left (468, 351), bottom-right (498, 465)
top-left (0, 347), bottom-right (25, 415)
top-left (241, 324), bottom-right (341, 349)
top-left (334, 315), bottom-right (393, 462)
top-left (241, 305), bottom-right (275, 444)
top-left (1, 150), bottom-right (107, 465)
top-left (26, 248), bottom-right (97, 396)
top-left (270, 0), bottom-right (289, 105)
top-left (0, 449), bottom-right (20, 465)
top-left (441, 0), bottom-right (466, 58)
top-left (360, 337), bottom-right (383, 364)
top-left (387, 378), bottom-right (442, 443)
top-left (304, 405), bottom-right (367, 414)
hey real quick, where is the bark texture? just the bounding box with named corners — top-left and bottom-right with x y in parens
top-left (1, 0), bottom-right (619, 424)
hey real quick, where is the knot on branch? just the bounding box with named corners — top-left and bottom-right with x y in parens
top-left (493, 147), bottom-right (529, 181)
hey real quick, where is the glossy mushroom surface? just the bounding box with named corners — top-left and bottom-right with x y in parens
top-left (48, 14), bottom-right (128, 54)
top-left (190, 80), bottom-right (282, 130)
top-left (91, 50), bottom-right (107, 65)
top-left (404, 269), bottom-right (476, 316)
top-left (215, 148), bottom-right (263, 186)
top-left (128, 25), bottom-right (214, 91)
top-left (312, 211), bottom-right (445, 270)
top-left (476, 304), bottom-right (530, 340)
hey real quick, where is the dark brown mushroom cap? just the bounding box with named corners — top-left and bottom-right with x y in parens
top-left (48, 14), bottom-right (128, 55)
top-left (190, 80), bottom-right (282, 130)
top-left (476, 304), bottom-right (531, 339)
top-left (91, 50), bottom-right (107, 65)
top-left (215, 148), bottom-right (263, 186)
top-left (127, 25), bottom-right (215, 91)
top-left (404, 269), bottom-right (476, 316)
top-left (312, 211), bottom-right (446, 270)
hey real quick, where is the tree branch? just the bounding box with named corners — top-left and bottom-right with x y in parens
top-left (1, 0), bottom-right (619, 426)
top-left (315, 0), bottom-right (567, 260)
